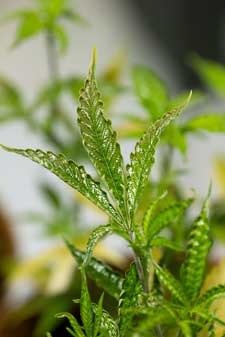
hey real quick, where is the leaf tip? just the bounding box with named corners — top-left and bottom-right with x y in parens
top-left (89, 47), bottom-right (97, 75)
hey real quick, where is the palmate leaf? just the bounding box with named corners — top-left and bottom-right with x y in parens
top-left (80, 269), bottom-right (93, 337)
top-left (118, 264), bottom-right (143, 337)
top-left (65, 240), bottom-right (123, 299)
top-left (126, 93), bottom-right (191, 219)
top-left (196, 284), bottom-right (225, 308)
top-left (84, 224), bottom-right (112, 265)
top-left (155, 264), bottom-right (187, 304)
top-left (146, 198), bottom-right (193, 245)
top-left (56, 312), bottom-right (85, 337)
top-left (0, 146), bottom-right (121, 224)
top-left (181, 190), bottom-right (211, 301)
top-left (77, 49), bottom-right (126, 218)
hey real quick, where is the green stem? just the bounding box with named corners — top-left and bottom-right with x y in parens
top-left (134, 253), bottom-right (149, 293)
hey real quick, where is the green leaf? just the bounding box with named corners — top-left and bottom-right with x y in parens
top-left (184, 114), bottom-right (225, 133)
top-left (146, 198), bottom-right (193, 244)
top-left (126, 93), bottom-right (191, 219)
top-left (53, 24), bottom-right (69, 53)
top-left (12, 10), bottom-right (43, 46)
top-left (84, 224), bottom-right (112, 265)
top-left (163, 124), bottom-right (187, 154)
top-left (93, 304), bottom-right (119, 337)
top-left (65, 240), bottom-right (123, 299)
top-left (77, 49), bottom-right (126, 218)
top-left (208, 322), bottom-right (215, 337)
top-left (0, 146), bottom-right (121, 223)
top-left (181, 189), bottom-right (211, 301)
top-left (80, 269), bottom-right (93, 337)
top-left (132, 65), bottom-right (169, 120)
top-left (118, 264), bottom-right (143, 336)
top-left (142, 191), bottom-right (167, 237)
top-left (150, 236), bottom-right (183, 251)
top-left (94, 293), bottom-right (104, 337)
top-left (168, 90), bottom-right (204, 110)
top-left (56, 312), bottom-right (85, 337)
top-left (46, 333), bottom-right (52, 337)
top-left (154, 264), bottom-right (187, 304)
top-left (191, 54), bottom-right (225, 96)
top-left (196, 284), bottom-right (225, 307)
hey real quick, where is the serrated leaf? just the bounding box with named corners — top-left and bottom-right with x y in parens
top-left (132, 65), bottom-right (169, 120)
top-left (94, 293), bottom-right (104, 337)
top-left (126, 94), bottom-right (191, 219)
top-left (142, 191), bottom-right (167, 237)
top-left (77, 50), bottom-right (126, 218)
top-left (80, 269), bottom-right (93, 337)
top-left (150, 236), bottom-right (183, 251)
top-left (118, 263), bottom-right (143, 336)
top-left (155, 264), bottom-right (187, 304)
top-left (65, 240), bottom-right (123, 299)
top-left (146, 198), bottom-right (193, 244)
top-left (93, 304), bottom-right (119, 337)
top-left (0, 146), bottom-right (121, 223)
top-left (196, 284), bottom-right (225, 308)
top-left (85, 224), bottom-right (112, 265)
top-left (168, 90), bottom-right (204, 110)
top-left (184, 114), bottom-right (225, 133)
top-left (181, 190), bottom-right (211, 301)
top-left (56, 312), bottom-right (85, 337)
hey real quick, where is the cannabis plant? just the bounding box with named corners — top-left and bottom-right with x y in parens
top-left (1, 49), bottom-right (225, 337)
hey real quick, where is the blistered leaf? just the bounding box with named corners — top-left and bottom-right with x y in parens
top-left (65, 240), bottom-right (123, 299)
top-left (155, 264), bottom-right (187, 304)
top-left (196, 284), bottom-right (225, 308)
top-left (132, 65), bottom-right (169, 120)
top-left (80, 269), bottom-right (93, 337)
top-left (93, 304), bottom-right (119, 337)
top-left (85, 224), bottom-right (111, 265)
top-left (142, 191), bottom-right (167, 237)
top-left (181, 190), bottom-right (211, 301)
top-left (0, 146), bottom-right (121, 223)
top-left (56, 312), bottom-right (85, 337)
top-left (126, 93), bottom-right (191, 219)
top-left (118, 264), bottom-right (143, 336)
top-left (94, 293), bottom-right (104, 337)
top-left (77, 49), bottom-right (126, 217)
top-left (146, 198), bottom-right (193, 244)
